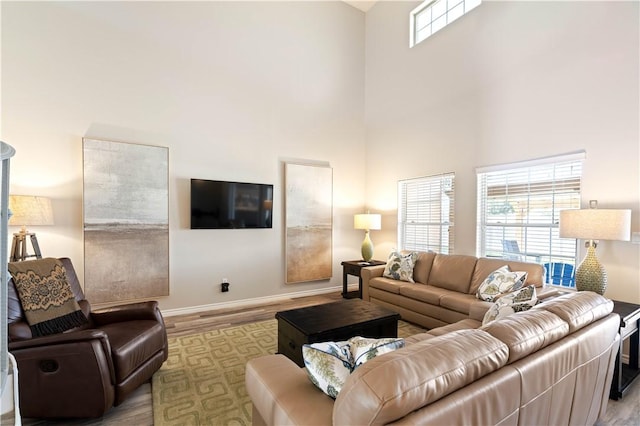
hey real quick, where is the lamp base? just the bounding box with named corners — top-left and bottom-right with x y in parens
top-left (361, 230), bottom-right (374, 262)
top-left (10, 232), bottom-right (43, 262)
top-left (575, 242), bottom-right (607, 295)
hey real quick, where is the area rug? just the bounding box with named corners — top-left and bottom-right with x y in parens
top-left (152, 319), bottom-right (426, 425)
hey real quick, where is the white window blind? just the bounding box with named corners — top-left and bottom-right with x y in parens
top-left (476, 154), bottom-right (583, 287)
top-left (398, 173), bottom-right (455, 253)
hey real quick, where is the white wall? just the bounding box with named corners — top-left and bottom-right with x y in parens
top-left (1, 1), bottom-right (367, 310)
top-left (365, 1), bottom-right (640, 303)
top-left (3, 1), bottom-right (639, 311)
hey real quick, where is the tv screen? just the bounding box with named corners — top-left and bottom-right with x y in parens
top-left (190, 179), bottom-right (273, 229)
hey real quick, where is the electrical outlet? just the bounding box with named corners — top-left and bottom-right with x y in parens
top-left (221, 278), bottom-right (230, 292)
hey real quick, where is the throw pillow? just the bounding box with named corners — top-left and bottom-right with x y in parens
top-left (476, 265), bottom-right (528, 302)
top-left (383, 251), bottom-right (418, 283)
top-left (302, 340), bottom-right (352, 399)
top-left (8, 258), bottom-right (88, 337)
top-left (482, 285), bottom-right (538, 325)
top-left (303, 336), bottom-right (405, 398)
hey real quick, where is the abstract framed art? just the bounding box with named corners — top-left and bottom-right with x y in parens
top-left (83, 138), bottom-right (169, 303)
top-left (284, 162), bottom-right (333, 284)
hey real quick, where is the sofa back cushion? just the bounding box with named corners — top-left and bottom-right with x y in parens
top-left (482, 309), bottom-right (569, 363)
top-left (411, 251), bottom-right (437, 284)
top-left (333, 329), bottom-right (508, 425)
top-left (427, 254), bottom-right (477, 293)
top-left (470, 258), bottom-right (545, 295)
top-left (532, 291), bottom-right (614, 333)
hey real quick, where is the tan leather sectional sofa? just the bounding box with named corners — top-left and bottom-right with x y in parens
top-left (362, 252), bottom-right (558, 329)
top-left (246, 291), bottom-right (619, 425)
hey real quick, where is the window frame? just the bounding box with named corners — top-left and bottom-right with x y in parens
top-left (476, 152), bottom-right (585, 288)
top-left (398, 172), bottom-right (455, 254)
top-left (410, 0), bottom-right (482, 47)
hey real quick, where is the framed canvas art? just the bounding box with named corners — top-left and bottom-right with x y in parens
top-left (285, 163), bottom-right (332, 284)
top-left (83, 138), bottom-right (169, 303)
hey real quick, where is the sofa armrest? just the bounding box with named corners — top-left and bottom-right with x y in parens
top-left (91, 300), bottom-right (164, 325)
top-left (9, 329), bottom-right (117, 418)
top-left (245, 355), bottom-right (334, 426)
top-left (361, 265), bottom-right (385, 301)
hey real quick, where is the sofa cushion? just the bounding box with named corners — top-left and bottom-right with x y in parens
top-left (302, 337), bottom-right (405, 398)
top-left (440, 292), bottom-right (480, 315)
top-left (427, 318), bottom-right (481, 337)
top-left (532, 291), bottom-right (614, 333)
top-left (333, 329), bottom-right (509, 425)
top-left (399, 283), bottom-right (447, 305)
top-left (482, 309), bottom-right (569, 363)
top-left (482, 285), bottom-right (538, 326)
top-left (368, 276), bottom-right (408, 295)
top-left (383, 251), bottom-right (418, 282)
top-left (476, 265), bottom-right (528, 302)
top-left (428, 254), bottom-right (477, 293)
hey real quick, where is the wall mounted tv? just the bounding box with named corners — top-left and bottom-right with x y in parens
top-left (190, 179), bottom-right (273, 229)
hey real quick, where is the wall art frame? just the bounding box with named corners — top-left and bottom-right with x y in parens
top-left (284, 162), bottom-right (333, 284)
top-left (83, 138), bottom-right (169, 304)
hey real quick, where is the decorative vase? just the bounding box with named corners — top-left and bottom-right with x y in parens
top-left (575, 243), bottom-right (607, 295)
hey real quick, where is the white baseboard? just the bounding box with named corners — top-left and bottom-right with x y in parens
top-left (161, 284), bottom-right (356, 317)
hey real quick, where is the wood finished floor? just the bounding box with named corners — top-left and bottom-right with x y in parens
top-left (13, 291), bottom-right (640, 425)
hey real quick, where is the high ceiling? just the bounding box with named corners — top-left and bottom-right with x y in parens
top-left (343, 1), bottom-right (377, 12)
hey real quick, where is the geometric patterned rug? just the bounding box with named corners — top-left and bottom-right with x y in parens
top-left (152, 319), bottom-right (425, 425)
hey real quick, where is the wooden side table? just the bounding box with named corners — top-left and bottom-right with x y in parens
top-left (341, 260), bottom-right (386, 299)
top-left (610, 300), bottom-right (640, 400)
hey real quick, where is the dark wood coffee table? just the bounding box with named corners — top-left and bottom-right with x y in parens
top-left (275, 299), bottom-right (400, 367)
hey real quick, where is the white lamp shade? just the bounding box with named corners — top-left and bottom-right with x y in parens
top-left (354, 213), bottom-right (381, 231)
top-left (559, 209), bottom-right (631, 241)
top-left (8, 195), bottom-right (54, 227)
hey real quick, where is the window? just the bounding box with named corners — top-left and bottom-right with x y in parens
top-left (410, 0), bottom-right (482, 47)
top-left (398, 173), bottom-right (455, 253)
top-left (476, 153), bottom-right (584, 287)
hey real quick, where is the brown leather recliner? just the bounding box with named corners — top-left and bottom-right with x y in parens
top-left (7, 257), bottom-right (169, 418)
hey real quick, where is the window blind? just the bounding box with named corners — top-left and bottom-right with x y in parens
top-left (476, 155), bottom-right (583, 287)
top-left (398, 173), bottom-right (455, 254)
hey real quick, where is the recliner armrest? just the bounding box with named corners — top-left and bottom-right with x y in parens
top-left (91, 300), bottom-right (164, 325)
top-left (9, 328), bottom-right (116, 386)
top-left (9, 328), bottom-right (110, 350)
top-left (9, 329), bottom-right (117, 418)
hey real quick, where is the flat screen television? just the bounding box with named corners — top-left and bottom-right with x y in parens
top-left (190, 179), bottom-right (273, 229)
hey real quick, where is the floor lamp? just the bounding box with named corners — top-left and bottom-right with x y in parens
top-left (8, 195), bottom-right (54, 262)
top-left (559, 201), bottom-right (631, 295)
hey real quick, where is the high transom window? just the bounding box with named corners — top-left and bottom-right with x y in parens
top-left (398, 173), bottom-right (455, 254)
top-left (476, 152), bottom-right (584, 287)
top-left (410, 0), bottom-right (482, 47)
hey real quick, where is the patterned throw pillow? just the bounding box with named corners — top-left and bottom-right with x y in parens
top-left (476, 265), bottom-right (528, 302)
top-left (302, 336), bottom-right (405, 398)
top-left (382, 251), bottom-right (418, 283)
top-left (482, 285), bottom-right (538, 325)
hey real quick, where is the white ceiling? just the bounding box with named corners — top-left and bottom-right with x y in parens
top-left (343, 1), bottom-right (378, 12)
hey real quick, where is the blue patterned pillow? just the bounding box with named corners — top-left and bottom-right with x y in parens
top-left (383, 251), bottom-right (418, 283)
top-left (302, 336), bottom-right (405, 398)
top-left (476, 265), bottom-right (528, 302)
top-left (482, 285), bottom-right (538, 325)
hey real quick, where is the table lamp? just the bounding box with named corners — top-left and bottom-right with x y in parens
top-left (559, 201), bottom-right (631, 294)
top-left (354, 213), bottom-right (381, 262)
top-left (8, 195), bottom-right (54, 262)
